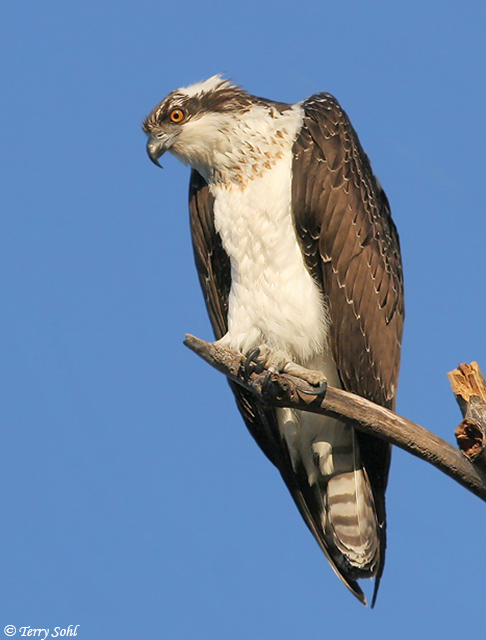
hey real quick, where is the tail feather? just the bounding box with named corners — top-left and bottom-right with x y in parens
top-left (325, 463), bottom-right (379, 574)
top-left (279, 405), bottom-right (383, 599)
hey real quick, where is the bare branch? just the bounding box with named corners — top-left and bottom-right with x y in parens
top-left (184, 334), bottom-right (486, 503)
top-left (448, 362), bottom-right (486, 481)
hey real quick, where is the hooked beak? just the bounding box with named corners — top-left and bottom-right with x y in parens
top-left (146, 131), bottom-right (177, 168)
top-left (146, 136), bottom-right (166, 168)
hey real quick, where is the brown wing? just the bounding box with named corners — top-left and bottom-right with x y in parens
top-left (188, 169), bottom-right (229, 339)
top-left (292, 94), bottom-right (405, 604)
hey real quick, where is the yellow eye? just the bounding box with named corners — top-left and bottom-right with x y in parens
top-left (170, 108), bottom-right (185, 123)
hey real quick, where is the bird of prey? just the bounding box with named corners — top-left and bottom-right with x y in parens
top-left (143, 75), bottom-right (404, 606)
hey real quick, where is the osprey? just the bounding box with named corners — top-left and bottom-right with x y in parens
top-left (143, 76), bottom-right (404, 606)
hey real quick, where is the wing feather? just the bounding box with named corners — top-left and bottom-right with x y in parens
top-left (292, 94), bottom-right (405, 604)
top-left (293, 93), bottom-right (404, 405)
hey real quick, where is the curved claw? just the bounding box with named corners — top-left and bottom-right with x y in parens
top-left (244, 348), bottom-right (264, 378)
top-left (294, 379), bottom-right (328, 398)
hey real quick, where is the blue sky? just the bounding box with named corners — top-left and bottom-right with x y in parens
top-left (1, 1), bottom-right (485, 638)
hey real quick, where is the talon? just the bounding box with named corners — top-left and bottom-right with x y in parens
top-left (295, 379), bottom-right (328, 398)
top-left (244, 348), bottom-right (264, 377)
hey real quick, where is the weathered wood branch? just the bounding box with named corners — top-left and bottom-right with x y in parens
top-left (448, 362), bottom-right (486, 481)
top-left (184, 334), bottom-right (486, 503)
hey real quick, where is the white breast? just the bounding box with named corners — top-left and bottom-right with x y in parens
top-left (210, 108), bottom-right (330, 363)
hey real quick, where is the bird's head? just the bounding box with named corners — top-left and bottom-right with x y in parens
top-left (142, 75), bottom-right (255, 178)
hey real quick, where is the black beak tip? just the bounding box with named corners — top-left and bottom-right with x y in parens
top-left (149, 155), bottom-right (163, 169)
